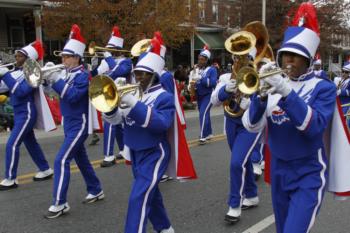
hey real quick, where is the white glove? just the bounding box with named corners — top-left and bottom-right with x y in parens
top-left (103, 52), bottom-right (112, 58)
top-left (115, 77), bottom-right (126, 86)
top-left (239, 97), bottom-right (250, 110)
top-left (337, 89), bottom-right (341, 96)
top-left (44, 62), bottom-right (55, 68)
top-left (264, 74), bottom-right (292, 97)
top-left (97, 59), bottom-right (110, 75)
top-left (119, 107), bottom-right (132, 117)
top-left (259, 61), bottom-right (277, 74)
top-left (0, 67), bottom-right (9, 78)
top-left (120, 93), bottom-right (138, 108)
top-left (46, 69), bottom-right (66, 85)
top-left (225, 79), bottom-right (237, 93)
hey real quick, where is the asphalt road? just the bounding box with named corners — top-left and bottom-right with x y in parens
top-left (0, 108), bottom-right (349, 233)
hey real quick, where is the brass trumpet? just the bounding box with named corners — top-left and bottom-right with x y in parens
top-left (89, 75), bottom-right (142, 113)
top-left (23, 59), bottom-right (65, 88)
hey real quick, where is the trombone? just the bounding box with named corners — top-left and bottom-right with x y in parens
top-left (52, 50), bottom-right (105, 58)
top-left (88, 42), bottom-right (131, 57)
top-left (0, 62), bottom-right (16, 71)
top-left (23, 59), bottom-right (65, 88)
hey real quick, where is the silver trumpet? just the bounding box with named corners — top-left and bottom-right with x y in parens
top-left (23, 59), bottom-right (65, 88)
top-left (0, 62), bottom-right (16, 71)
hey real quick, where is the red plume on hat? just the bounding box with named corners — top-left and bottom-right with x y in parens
top-left (291, 2), bottom-right (320, 35)
top-left (154, 31), bottom-right (164, 45)
top-left (69, 24), bottom-right (85, 43)
top-left (32, 40), bottom-right (44, 60)
top-left (203, 44), bottom-right (209, 50)
top-left (315, 52), bottom-right (321, 60)
top-left (150, 37), bottom-right (161, 55)
top-left (112, 26), bottom-right (121, 37)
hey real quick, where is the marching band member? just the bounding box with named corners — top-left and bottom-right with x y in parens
top-left (191, 45), bottom-right (217, 144)
top-left (242, 3), bottom-right (336, 232)
top-left (155, 31), bottom-right (197, 182)
top-left (312, 57), bottom-right (328, 80)
top-left (104, 37), bottom-right (175, 233)
top-left (211, 51), bottom-right (260, 224)
top-left (91, 26), bottom-right (132, 167)
top-left (336, 61), bottom-right (350, 128)
top-left (43, 25), bottom-right (104, 219)
top-left (0, 41), bottom-right (53, 190)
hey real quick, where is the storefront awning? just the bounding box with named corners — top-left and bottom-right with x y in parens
top-left (194, 32), bottom-right (225, 50)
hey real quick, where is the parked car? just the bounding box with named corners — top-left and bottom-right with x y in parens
top-left (0, 102), bottom-right (14, 130)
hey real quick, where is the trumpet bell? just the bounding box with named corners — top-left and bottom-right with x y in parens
top-left (23, 59), bottom-right (42, 88)
top-left (131, 39), bottom-right (151, 57)
top-left (236, 66), bottom-right (260, 95)
top-left (225, 31), bottom-right (256, 56)
top-left (89, 75), bottom-right (119, 113)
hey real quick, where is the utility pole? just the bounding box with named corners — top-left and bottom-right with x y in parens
top-left (262, 0), bottom-right (266, 25)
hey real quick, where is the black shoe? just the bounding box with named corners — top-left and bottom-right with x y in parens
top-left (160, 175), bottom-right (173, 183)
top-left (82, 191), bottom-right (105, 204)
top-left (89, 136), bottom-right (100, 146)
top-left (0, 183), bottom-right (18, 191)
top-left (44, 204), bottom-right (70, 219)
top-left (115, 154), bottom-right (124, 160)
top-left (241, 204), bottom-right (258, 210)
top-left (100, 159), bottom-right (116, 168)
top-left (224, 214), bottom-right (240, 224)
top-left (254, 174), bottom-right (261, 181)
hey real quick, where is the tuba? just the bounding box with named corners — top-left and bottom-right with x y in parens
top-left (89, 75), bottom-right (142, 113)
top-left (223, 21), bottom-right (269, 117)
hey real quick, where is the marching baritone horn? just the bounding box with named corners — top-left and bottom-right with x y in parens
top-left (89, 75), bottom-right (142, 113)
top-left (130, 39), bottom-right (151, 57)
top-left (23, 59), bottom-right (65, 88)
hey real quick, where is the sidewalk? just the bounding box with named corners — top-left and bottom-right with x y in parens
top-left (0, 106), bottom-right (224, 144)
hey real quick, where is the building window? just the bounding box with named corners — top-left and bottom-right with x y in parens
top-left (212, 2), bottom-right (219, 23)
top-left (10, 26), bottom-right (25, 48)
top-left (198, 1), bottom-right (205, 22)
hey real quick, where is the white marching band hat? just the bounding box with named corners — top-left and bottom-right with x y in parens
top-left (134, 36), bottom-right (165, 76)
top-left (277, 2), bottom-right (320, 67)
top-left (199, 45), bottom-right (211, 59)
top-left (16, 40), bottom-right (44, 61)
top-left (313, 59), bottom-right (322, 65)
top-left (61, 24), bottom-right (86, 57)
top-left (106, 26), bottom-right (124, 49)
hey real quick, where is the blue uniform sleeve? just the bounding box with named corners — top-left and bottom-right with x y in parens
top-left (2, 72), bottom-right (33, 97)
top-left (52, 72), bottom-right (89, 103)
top-left (90, 68), bottom-right (98, 77)
top-left (160, 72), bottom-right (175, 93)
top-left (278, 81), bottom-right (336, 138)
top-left (248, 94), bottom-right (267, 125)
top-left (200, 67), bottom-right (217, 88)
top-left (218, 85), bottom-right (231, 102)
top-left (109, 59), bottom-right (132, 80)
top-left (320, 71), bottom-right (328, 80)
top-left (128, 92), bottom-right (175, 133)
top-left (339, 83), bottom-right (350, 97)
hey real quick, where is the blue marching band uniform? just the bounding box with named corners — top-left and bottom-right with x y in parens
top-left (211, 72), bottom-right (260, 223)
top-left (104, 37), bottom-right (175, 233)
top-left (312, 59), bottom-right (329, 80)
top-left (43, 25), bottom-right (104, 218)
top-left (90, 26), bottom-right (132, 166)
top-left (242, 23), bottom-right (336, 232)
top-left (191, 46), bottom-right (217, 144)
top-left (336, 62), bottom-right (350, 128)
top-left (0, 41), bottom-right (53, 190)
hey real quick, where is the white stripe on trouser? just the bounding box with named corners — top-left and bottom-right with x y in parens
top-left (106, 123), bottom-right (112, 156)
top-left (200, 102), bottom-right (212, 138)
top-left (138, 143), bottom-right (165, 233)
top-left (239, 132), bottom-right (262, 207)
top-left (55, 114), bottom-right (86, 205)
top-left (306, 148), bottom-right (326, 233)
top-left (9, 102), bottom-right (31, 179)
